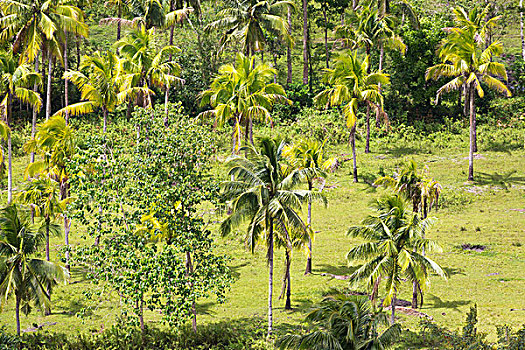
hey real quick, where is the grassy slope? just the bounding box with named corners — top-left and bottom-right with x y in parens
top-left (0, 129), bottom-right (524, 344)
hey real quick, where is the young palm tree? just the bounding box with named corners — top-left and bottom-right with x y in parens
top-left (0, 205), bottom-right (67, 335)
top-left (115, 26), bottom-right (182, 114)
top-left (199, 53), bottom-right (290, 153)
top-left (315, 52), bottom-right (389, 182)
top-left (426, 16), bottom-right (511, 181)
top-left (283, 139), bottom-right (335, 275)
top-left (220, 137), bottom-right (311, 338)
top-left (54, 51), bottom-right (125, 132)
top-left (0, 53), bottom-right (42, 203)
top-left (346, 195), bottom-right (446, 324)
top-left (205, 0), bottom-right (294, 56)
top-left (278, 294), bottom-right (401, 349)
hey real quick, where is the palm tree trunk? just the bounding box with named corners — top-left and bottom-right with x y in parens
top-left (64, 33), bottom-right (69, 124)
top-left (46, 51), bottom-right (53, 121)
top-left (63, 181), bottom-right (70, 272)
top-left (305, 180), bottom-right (313, 275)
top-left (103, 108), bottom-right (108, 133)
top-left (412, 281), bottom-right (418, 309)
top-left (164, 88), bottom-right (170, 125)
top-left (186, 251), bottom-right (197, 333)
top-left (376, 44), bottom-right (385, 127)
top-left (15, 294), bottom-right (21, 336)
top-left (31, 53), bottom-right (40, 164)
top-left (126, 101), bottom-right (133, 121)
top-left (463, 84), bottom-right (468, 117)
top-left (371, 277), bottom-right (380, 306)
top-left (302, 0), bottom-right (308, 85)
top-left (76, 36), bottom-right (81, 70)
top-left (351, 124), bottom-right (358, 182)
top-left (323, 3), bottom-right (329, 68)
top-left (287, 8), bottom-right (292, 84)
top-left (267, 216), bottom-right (274, 339)
top-left (391, 295), bottom-right (397, 324)
top-left (468, 84), bottom-right (475, 181)
top-left (117, 5), bottom-right (122, 41)
top-left (7, 92), bottom-right (12, 204)
top-left (284, 249), bottom-right (292, 310)
top-left (521, 0), bottom-right (525, 60)
top-left (365, 104), bottom-right (370, 153)
top-left (46, 218), bottom-right (50, 261)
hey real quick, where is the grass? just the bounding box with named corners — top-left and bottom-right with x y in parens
top-left (0, 121), bottom-right (524, 347)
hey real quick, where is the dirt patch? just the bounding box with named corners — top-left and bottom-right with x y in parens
top-left (384, 306), bottom-right (434, 320)
top-left (320, 272), bottom-right (350, 280)
top-left (460, 243), bottom-right (487, 252)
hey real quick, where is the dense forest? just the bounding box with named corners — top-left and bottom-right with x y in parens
top-left (0, 0), bottom-right (524, 349)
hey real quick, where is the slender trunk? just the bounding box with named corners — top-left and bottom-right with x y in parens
top-left (365, 104), bottom-right (370, 153)
top-left (287, 8), bottom-right (292, 84)
top-left (31, 53), bottom-right (40, 163)
top-left (117, 5), bottom-right (122, 41)
top-left (6, 95), bottom-right (12, 204)
top-left (463, 84), bottom-right (468, 117)
top-left (371, 277), bottom-right (380, 306)
top-left (64, 33), bottom-right (69, 124)
top-left (46, 52), bottom-right (53, 121)
top-left (186, 251), bottom-right (197, 333)
top-left (302, 0), bottom-right (308, 85)
top-left (376, 44), bottom-right (384, 128)
top-left (103, 108), bottom-right (108, 133)
top-left (284, 249), bottom-right (292, 310)
top-left (468, 84), bottom-right (475, 181)
top-left (305, 180), bottom-right (313, 275)
top-left (248, 118), bottom-right (253, 145)
top-left (164, 87), bottom-right (169, 125)
top-left (323, 3), bottom-right (329, 68)
top-left (412, 281), bottom-right (418, 309)
top-left (126, 101), bottom-right (133, 121)
top-left (76, 36), bottom-right (81, 70)
top-left (46, 218), bottom-right (50, 261)
top-left (351, 124), bottom-right (358, 182)
top-left (521, 0), bottom-right (525, 60)
top-left (15, 294), bottom-right (21, 336)
top-left (472, 91), bottom-right (477, 152)
top-left (391, 295), bottom-right (397, 324)
top-left (267, 217), bottom-right (274, 339)
top-left (137, 299), bottom-right (144, 331)
top-left (63, 181), bottom-right (70, 272)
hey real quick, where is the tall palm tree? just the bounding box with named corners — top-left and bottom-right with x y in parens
top-left (283, 139), bottom-right (334, 275)
top-left (115, 26), bottom-right (182, 115)
top-left (199, 53), bottom-right (290, 153)
top-left (0, 53), bottom-right (42, 203)
top-left (54, 51), bottom-right (125, 133)
top-left (100, 0), bottom-right (166, 33)
top-left (346, 195), bottom-right (446, 324)
top-left (220, 137), bottom-right (311, 338)
top-left (205, 0), bottom-right (294, 57)
top-left (22, 116), bottom-right (74, 269)
top-left (302, 0), bottom-right (308, 84)
top-left (278, 294), bottom-right (401, 350)
top-left (315, 52), bottom-right (389, 182)
top-left (426, 17), bottom-right (511, 181)
top-left (0, 205), bottom-right (67, 335)
top-left (104, 0), bottom-right (132, 40)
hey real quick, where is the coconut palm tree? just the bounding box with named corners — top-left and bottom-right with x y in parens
top-left (103, 0), bottom-right (132, 40)
top-left (220, 137), bottom-right (312, 338)
top-left (100, 0), bottom-right (166, 32)
top-left (315, 52), bottom-right (389, 182)
top-left (53, 51), bottom-right (125, 133)
top-left (278, 293), bottom-right (401, 349)
top-left (0, 53), bottom-right (42, 204)
top-left (205, 0), bottom-right (294, 56)
top-left (346, 195), bottom-right (446, 324)
top-left (199, 53), bottom-right (290, 153)
top-left (283, 139), bottom-right (335, 275)
top-left (115, 25), bottom-right (182, 115)
top-left (426, 18), bottom-right (511, 181)
top-left (0, 205), bottom-right (67, 335)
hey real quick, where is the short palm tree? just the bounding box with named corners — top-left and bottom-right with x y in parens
top-left (426, 9), bottom-right (510, 181)
top-left (283, 139), bottom-right (335, 275)
top-left (199, 53), bottom-right (290, 153)
top-left (0, 53), bottom-right (42, 203)
top-left (205, 0), bottom-right (294, 56)
top-left (220, 137), bottom-right (311, 338)
top-left (54, 51), bottom-right (125, 133)
top-left (115, 25), bottom-right (182, 114)
top-left (315, 52), bottom-right (389, 182)
top-left (346, 195), bottom-right (446, 324)
top-left (278, 294), bottom-right (401, 350)
top-left (0, 205), bottom-right (67, 335)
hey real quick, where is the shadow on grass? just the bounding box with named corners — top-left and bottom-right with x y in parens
top-left (443, 267), bottom-right (467, 277)
top-left (315, 263), bottom-right (358, 277)
top-left (426, 294), bottom-right (471, 312)
top-left (474, 170), bottom-right (525, 190)
top-left (230, 261), bottom-right (249, 280)
top-left (385, 146), bottom-right (428, 158)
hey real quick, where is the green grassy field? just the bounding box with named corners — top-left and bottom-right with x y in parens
top-left (1, 125), bottom-right (524, 345)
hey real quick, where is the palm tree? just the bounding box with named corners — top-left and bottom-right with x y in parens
top-left (278, 294), bottom-right (401, 349)
top-left (0, 205), bottom-right (67, 335)
top-left (115, 25), bottom-right (182, 115)
top-left (0, 53), bottom-right (42, 203)
top-left (346, 195), bottom-right (446, 324)
top-left (54, 51), bottom-right (124, 133)
top-left (103, 0), bottom-right (132, 40)
top-left (205, 0), bottom-right (294, 57)
top-left (283, 139), bottom-right (334, 275)
top-left (426, 16), bottom-right (511, 181)
top-left (199, 53), bottom-right (290, 153)
top-left (22, 116), bottom-right (74, 269)
top-left (315, 52), bottom-right (389, 182)
top-left (220, 137), bottom-right (311, 338)
top-left (302, 0), bottom-right (308, 84)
